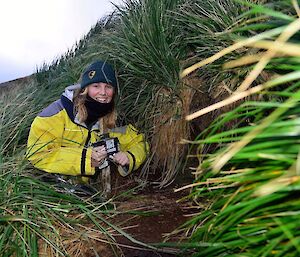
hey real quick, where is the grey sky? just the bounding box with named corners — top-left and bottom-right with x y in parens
top-left (0, 0), bottom-right (121, 83)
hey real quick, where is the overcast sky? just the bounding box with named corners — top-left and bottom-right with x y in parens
top-left (0, 0), bottom-right (122, 83)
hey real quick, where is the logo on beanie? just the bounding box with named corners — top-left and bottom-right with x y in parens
top-left (88, 70), bottom-right (96, 79)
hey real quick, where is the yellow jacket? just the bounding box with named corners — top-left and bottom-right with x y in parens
top-left (27, 84), bottom-right (149, 178)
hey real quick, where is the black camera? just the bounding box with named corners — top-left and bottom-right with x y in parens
top-left (92, 136), bottom-right (119, 156)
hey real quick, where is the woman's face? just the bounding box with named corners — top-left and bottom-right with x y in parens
top-left (87, 82), bottom-right (114, 103)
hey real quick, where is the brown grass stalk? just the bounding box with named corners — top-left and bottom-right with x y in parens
top-left (292, 0), bottom-right (300, 17)
top-left (180, 26), bottom-right (285, 79)
top-left (151, 86), bottom-right (193, 187)
top-left (185, 18), bottom-right (300, 121)
top-left (185, 82), bottom-right (271, 121)
top-left (236, 18), bottom-right (300, 92)
top-left (223, 52), bottom-right (285, 69)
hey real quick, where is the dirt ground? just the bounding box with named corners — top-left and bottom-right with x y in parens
top-left (34, 168), bottom-right (195, 257)
top-left (106, 175), bottom-right (193, 257)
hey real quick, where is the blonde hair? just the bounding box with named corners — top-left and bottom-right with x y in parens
top-left (73, 88), bottom-right (116, 131)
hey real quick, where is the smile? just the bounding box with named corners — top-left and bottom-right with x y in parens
top-left (95, 97), bottom-right (108, 103)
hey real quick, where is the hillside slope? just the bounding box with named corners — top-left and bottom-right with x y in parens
top-left (0, 75), bottom-right (34, 96)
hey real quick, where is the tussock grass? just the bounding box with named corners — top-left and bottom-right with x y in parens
top-left (178, 1), bottom-right (300, 256)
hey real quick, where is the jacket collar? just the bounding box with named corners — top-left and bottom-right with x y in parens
top-left (61, 84), bottom-right (101, 131)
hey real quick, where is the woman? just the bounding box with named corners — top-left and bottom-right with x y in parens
top-left (27, 60), bottom-right (149, 193)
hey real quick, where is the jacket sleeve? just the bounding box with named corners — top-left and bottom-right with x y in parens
top-left (26, 113), bottom-right (95, 176)
top-left (113, 124), bottom-right (149, 176)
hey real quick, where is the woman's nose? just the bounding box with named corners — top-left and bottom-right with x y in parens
top-left (98, 86), bottom-right (106, 95)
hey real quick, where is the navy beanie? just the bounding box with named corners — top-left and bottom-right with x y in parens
top-left (80, 61), bottom-right (117, 89)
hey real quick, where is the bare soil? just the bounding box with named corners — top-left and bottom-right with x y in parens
top-left (106, 175), bottom-right (193, 257)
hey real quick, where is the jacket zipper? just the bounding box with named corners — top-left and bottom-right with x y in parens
top-left (81, 130), bottom-right (91, 176)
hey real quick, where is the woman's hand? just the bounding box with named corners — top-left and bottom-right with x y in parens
top-left (112, 151), bottom-right (130, 166)
top-left (91, 145), bottom-right (107, 167)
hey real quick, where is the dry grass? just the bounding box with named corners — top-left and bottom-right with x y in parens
top-left (38, 216), bottom-right (118, 257)
top-left (151, 86), bottom-right (193, 187)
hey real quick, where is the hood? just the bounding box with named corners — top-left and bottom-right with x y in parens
top-left (62, 83), bottom-right (80, 102)
top-left (60, 84), bottom-right (79, 122)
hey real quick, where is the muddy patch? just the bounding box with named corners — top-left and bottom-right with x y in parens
top-left (108, 177), bottom-right (191, 257)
